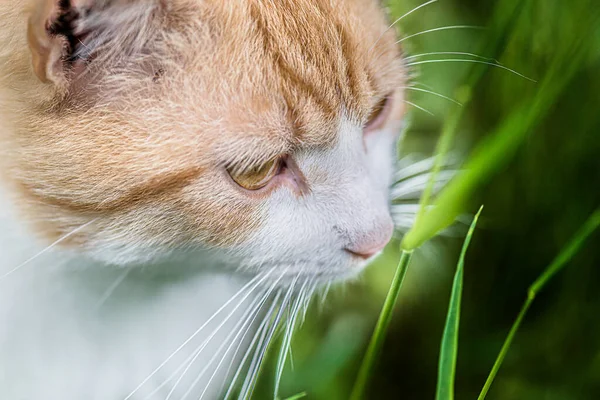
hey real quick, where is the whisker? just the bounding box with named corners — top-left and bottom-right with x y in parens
top-left (0, 219), bottom-right (96, 281)
top-left (395, 154), bottom-right (458, 183)
top-left (238, 283), bottom-right (295, 400)
top-left (223, 291), bottom-right (282, 400)
top-left (179, 287), bottom-right (271, 400)
top-left (301, 279), bottom-right (318, 324)
top-left (123, 270), bottom-right (272, 400)
top-left (412, 81), bottom-right (438, 91)
top-left (237, 299), bottom-right (285, 400)
top-left (404, 86), bottom-right (462, 105)
top-left (199, 268), bottom-right (289, 400)
top-left (144, 297), bottom-right (265, 400)
top-left (392, 170), bottom-right (457, 199)
top-left (392, 203), bottom-right (427, 232)
top-left (164, 290), bottom-right (266, 400)
top-left (397, 25), bottom-right (483, 44)
top-left (188, 270), bottom-right (287, 400)
top-left (288, 343), bottom-right (295, 373)
top-left (217, 315), bottom-right (262, 398)
top-left (141, 346), bottom-right (199, 400)
top-left (369, 0), bottom-right (438, 52)
top-left (95, 268), bottom-right (130, 309)
top-left (405, 51), bottom-right (500, 62)
top-left (406, 59), bottom-right (536, 82)
top-left (274, 278), bottom-right (305, 399)
top-left (319, 282), bottom-right (332, 313)
top-left (403, 100), bottom-right (434, 116)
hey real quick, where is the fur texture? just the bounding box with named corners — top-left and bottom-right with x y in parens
top-left (0, 0), bottom-right (407, 398)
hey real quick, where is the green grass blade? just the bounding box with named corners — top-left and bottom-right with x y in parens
top-left (477, 207), bottom-right (600, 400)
top-left (349, 250), bottom-right (413, 400)
top-left (408, 0), bottom-right (530, 244)
top-left (401, 33), bottom-right (590, 251)
top-left (435, 206), bottom-right (484, 400)
top-left (529, 209), bottom-right (600, 295)
top-left (282, 392), bottom-right (307, 400)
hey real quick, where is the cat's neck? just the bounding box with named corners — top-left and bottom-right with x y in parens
top-left (0, 182), bottom-right (250, 399)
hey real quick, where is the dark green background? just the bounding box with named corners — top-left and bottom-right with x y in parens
top-left (256, 0), bottom-right (600, 399)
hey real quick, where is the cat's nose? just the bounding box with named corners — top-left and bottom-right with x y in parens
top-left (345, 219), bottom-right (394, 260)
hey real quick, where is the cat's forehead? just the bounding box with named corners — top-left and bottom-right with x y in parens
top-left (173, 0), bottom-right (403, 148)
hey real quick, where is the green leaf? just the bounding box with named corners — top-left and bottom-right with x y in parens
top-left (435, 206), bottom-right (483, 400)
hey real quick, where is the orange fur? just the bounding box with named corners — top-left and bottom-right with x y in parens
top-left (0, 0), bottom-right (405, 249)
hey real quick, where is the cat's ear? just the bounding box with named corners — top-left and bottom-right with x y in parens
top-left (27, 0), bottom-right (69, 85)
top-left (27, 0), bottom-right (160, 87)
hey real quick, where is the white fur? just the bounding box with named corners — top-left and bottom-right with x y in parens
top-left (0, 186), bottom-right (250, 399)
top-left (0, 114), bottom-right (401, 399)
top-left (235, 116), bottom-right (400, 282)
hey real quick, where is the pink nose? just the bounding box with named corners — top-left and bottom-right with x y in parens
top-left (345, 221), bottom-right (394, 260)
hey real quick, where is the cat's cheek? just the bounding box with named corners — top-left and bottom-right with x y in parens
top-left (5, 180), bottom-right (267, 266)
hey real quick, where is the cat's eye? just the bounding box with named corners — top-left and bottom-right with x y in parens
top-left (364, 95), bottom-right (392, 132)
top-left (228, 158), bottom-right (282, 191)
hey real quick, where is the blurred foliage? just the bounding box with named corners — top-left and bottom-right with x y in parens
top-left (256, 0), bottom-right (600, 399)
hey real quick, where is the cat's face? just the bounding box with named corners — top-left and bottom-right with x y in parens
top-left (2, 0), bottom-right (406, 282)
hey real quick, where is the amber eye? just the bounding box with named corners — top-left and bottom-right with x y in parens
top-left (228, 158), bottom-right (282, 191)
top-left (364, 95), bottom-right (391, 132)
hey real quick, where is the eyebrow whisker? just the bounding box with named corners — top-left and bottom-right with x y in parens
top-left (369, 0), bottom-right (439, 53)
top-left (403, 86), bottom-right (462, 106)
top-left (406, 59), bottom-right (536, 82)
top-left (397, 25), bottom-right (484, 44)
top-left (403, 100), bottom-right (435, 116)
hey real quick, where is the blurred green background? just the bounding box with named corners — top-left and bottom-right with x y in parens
top-left (256, 0), bottom-right (600, 399)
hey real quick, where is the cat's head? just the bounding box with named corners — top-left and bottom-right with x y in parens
top-left (1, 0), bottom-right (407, 282)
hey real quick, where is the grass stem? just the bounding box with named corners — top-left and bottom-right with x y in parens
top-left (477, 207), bottom-right (600, 399)
top-left (350, 250), bottom-right (413, 400)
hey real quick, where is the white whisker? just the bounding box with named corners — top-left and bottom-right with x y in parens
top-left (198, 268), bottom-right (288, 400)
top-left (123, 270), bottom-right (271, 400)
top-left (319, 282), bottom-right (332, 313)
top-left (95, 268), bottom-right (130, 309)
top-left (288, 344), bottom-right (295, 373)
top-left (397, 25), bottom-right (483, 44)
top-left (301, 279), bottom-right (317, 324)
top-left (223, 291), bottom-right (282, 400)
top-left (0, 219), bottom-right (96, 281)
top-left (394, 154), bottom-right (458, 183)
top-left (274, 278), bottom-right (305, 399)
top-left (144, 299), bottom-right (263, 400)
top-left (391, 170), bottom-right (457, 199)
top-left (189, 270), bottom-right (287, 400)
top-left (392, 204), bottom-right (425, 232)
top-left (406, 59), bottom-right (536, 82)
top-left (405, 51), bottom-right (500, 62)
top-left (404, 86), bottom-right (462, 106)
top-left (404, 100), bottom-right (434, 116)
top-left (369, 0), bottom-right (439, 52)
top-left (238, 283), bottom-right (295, 400)
top-left (164, 290), bottom-right (265, 400)
top-left (141, 346), bottom-right (200, 400)
top-left (180, 288), bottom-right (270, 400)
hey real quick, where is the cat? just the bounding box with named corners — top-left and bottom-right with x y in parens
top-left (0, 0), bottom-right (410, 398)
